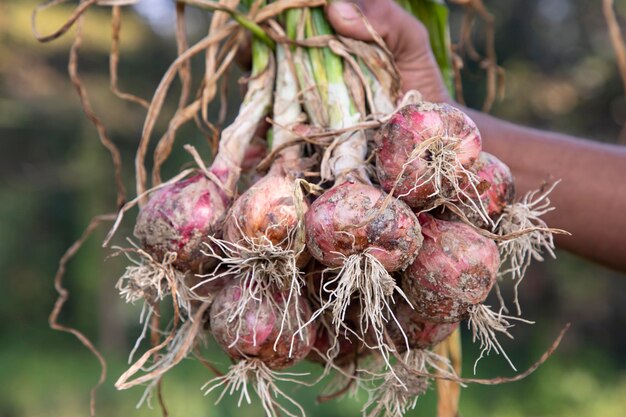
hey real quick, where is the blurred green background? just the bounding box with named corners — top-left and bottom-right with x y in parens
top-left (1, 1), bottom-right (625, 416)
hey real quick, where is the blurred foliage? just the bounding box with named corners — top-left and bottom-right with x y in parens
top-left (1, 0), bottom-right (625, 417)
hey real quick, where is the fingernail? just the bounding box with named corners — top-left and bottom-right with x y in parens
top-left (330, 1), bottom-right (361, 21)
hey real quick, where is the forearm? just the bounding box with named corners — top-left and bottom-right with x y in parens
top-left (464, 108), bottom-right (626, 272)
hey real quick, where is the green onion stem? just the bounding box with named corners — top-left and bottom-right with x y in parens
top-left (310, 7), bottom-right (357, 129)
top-left (242, 0), bottom-right (270, 75)
top-left (285, 7), bottom-right (300, 49)
top-left (251, 35), bottom-right (270, 76)
top-left (305, 9), bottom-right (329, 106)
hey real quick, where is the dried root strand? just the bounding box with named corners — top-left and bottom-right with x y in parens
top-left (135, 21), bottom-right (238, 202)
top-left (316, 362), bottom-right (358, 403)
top-left (32, 0), bottom-right (97, 43)
top-left (49, 213), bottom-right (116, 416)
top-left (148, 22), bottom-right (240, 185)
top-left (386, 129), bottom-right (491, 226)
top-left (313, 331), bottom-right (374, 403)
top-left (200, 227), bottom-right (305, 342)
top-left (69, 15), bottom-right (127, 208)
top-left (385, 324), bottom-right (570, 386)
top-left (115, 303), bottom-right (210, 391)
top-left (203, 359), bottom-right (308, 417)
top-left (363, 350), bottom-right (456, 417)
top-left (451, 0), bottom-right (503, 112)
top-left (467, 304), bottom-right (534, 374)
top-left (496, 181), bottom-right (561, 314)
top-left (109, 5), bottom-right (150, 109)
top-left (314, 251), bottom-right (407, 372)
top-left (131, 316), bottom-right (209, 409)
top-left (175, 1), bottom-right (192, 110)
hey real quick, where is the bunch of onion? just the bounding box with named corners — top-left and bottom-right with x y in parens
top-left (432, 151), bottom-right (564, 314)
top-left (40, 0), bottom-right (572, 415)
top-left (302, 9), bottom-right (423, 370)
top-left (197, 17), bottom-right (312, 353)
top-left (113, 26), bottom-right (276, 394)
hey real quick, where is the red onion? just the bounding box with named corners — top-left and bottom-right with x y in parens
top-left (305, 180), bottom-right (422, 272)
top-left (134, 173), bottom-right (229, 272)
top-left (375, 102), bottom-right (482, 210)
top-left (386, 298), bottom-right (459, 353)
top-left (224, 162), bottom-right (306, 252)
top-left (402, 214), bottom-right (499, 323)
top-left (304, 178), bottom-right (423, 367)
top-left (205, 279), bottom-right (315, 417)
top-left (210, 280), bottom-right (316, 369)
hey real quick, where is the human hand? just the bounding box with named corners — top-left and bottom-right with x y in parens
top-left (325, 0), bottom-right (452, 104)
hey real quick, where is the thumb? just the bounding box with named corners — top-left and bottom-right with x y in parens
top-left (325, 1), bottom-right (376, 42)
top-left (326, 0), bottom-right (429, 60)
top-left (326, 0), bottom-right (450, 102)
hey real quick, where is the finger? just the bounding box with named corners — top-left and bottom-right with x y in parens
top-left (325, 1), bottom-right (376, 41)
top-left (326, 0), bottom-right (429, 61)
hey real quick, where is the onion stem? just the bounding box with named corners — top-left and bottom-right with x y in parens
top-left (305, 9), bottom-right (329, 109)
top-left (310, 7), bottom-right (353, 129)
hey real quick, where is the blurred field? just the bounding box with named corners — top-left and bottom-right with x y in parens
top-left (1, 1), bottom-right (625, 416)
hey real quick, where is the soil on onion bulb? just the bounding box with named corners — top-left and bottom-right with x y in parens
top-left (403, 214), bottom-right (532, 371)
top-left (402, 214), bottom-right (499, 323)
top-left (133, 173), bottom-right (230, 273)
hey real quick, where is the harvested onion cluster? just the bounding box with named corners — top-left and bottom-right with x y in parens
top-left (50, 2), bottom-right (564, 417)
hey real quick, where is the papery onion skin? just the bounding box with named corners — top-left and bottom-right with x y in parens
top-left (386, 297), bottom-right (459, 353)
top-left (305, 180), bottom-right (423, 271)
top-left (134, 173), bottom-right (229, 272)
top-left (375, 103), bottom-right (482, 208)
top-left (210, 281), bottom-right (316, 369)
top-left (403, 214), bottom-right (499, 323)
top-left (224, 168), bottom-right (304, 247)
